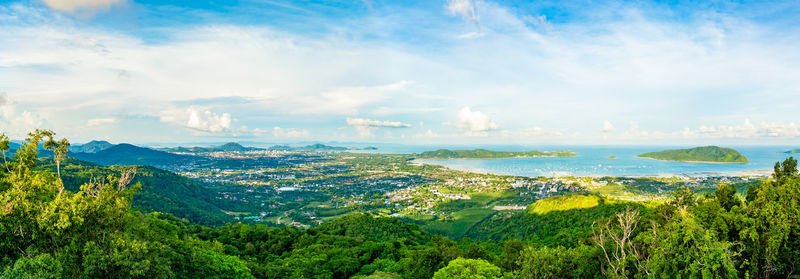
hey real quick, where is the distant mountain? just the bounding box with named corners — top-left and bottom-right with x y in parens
top-left (71, 140), bottom-right (114, 153)
top-left (415, 149), bottom-right (577, 159)
top-left (268, 143), bottom-right (348, 151)
top-left (637, 146), bottom-right (749, 163)
top-left (785, 149), bottom-right (800, 154)
top-left (72, 143), bottom-right (193, 167)
top-left (161, 142), bottom-right (263, 153)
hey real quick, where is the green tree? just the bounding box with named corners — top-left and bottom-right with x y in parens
top-left (432, 258), bottom-right (504, 279)
top-left (715, 183), bottom-right (741, 211)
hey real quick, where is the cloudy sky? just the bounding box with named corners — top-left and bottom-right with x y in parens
top-left (1, 0), bottom-right (800, 145)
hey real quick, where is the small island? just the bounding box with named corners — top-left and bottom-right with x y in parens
top-left (415, 148), bottom-right (577, 159)
top-left (637, 146), bottom-right (749, 163)
top-left (784, 149), bottom-right (800, 154)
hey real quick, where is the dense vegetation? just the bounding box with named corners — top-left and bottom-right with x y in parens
top-left (637, 146), bottom-right (749, 163)
top-left (415, 149), bottom-right (577, 159)
top-left (1, 130), bottom-right (799, 278)
top-left (41, 159), bottom-right (232, 225)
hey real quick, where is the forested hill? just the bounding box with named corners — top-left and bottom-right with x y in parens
top-left (415, 149), bottom-right (577, 159)
top-left (161, 142), bottom-right (264, 153)
top-left (637, 146), bottom-right (749, 163)
top-left (41, 158), bottom-right (231, 225)
top-left (71, 143), bottom-right (194, 167)
top-left (70, 140), bottom-right (114, 153)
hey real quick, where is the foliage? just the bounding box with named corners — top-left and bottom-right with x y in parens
top-left (432, 258), bottom-right (504, 279)
top-left (2, 130), bottom-right (799, 279)
top-left (638, 146), bottom-right (749, 163)
top-left (526, 194), bottom-right (600, 214)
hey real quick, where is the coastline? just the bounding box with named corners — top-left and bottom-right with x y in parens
top-left (413, 154), bottom-right (577, 160)
top-left (412, 158), bottom-right (771, 178)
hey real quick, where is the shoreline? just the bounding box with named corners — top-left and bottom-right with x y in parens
top-left (413, 154), bottom-right (577, 160)
top-left (412, 159), bottom-right (771, 178)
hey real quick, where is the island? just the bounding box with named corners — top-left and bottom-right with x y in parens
top-left (784, 149), bottom-right (800, 154)
top-left (637, 146), bottom-right (749, 163)
top-left (415, 148), bottom-right (577, 159)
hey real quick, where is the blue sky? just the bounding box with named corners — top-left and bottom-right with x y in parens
top-left (1, 0), bottom-right (800, 145)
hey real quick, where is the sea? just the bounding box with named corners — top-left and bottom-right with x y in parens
top-left (352, 144), bottom-right (798, 178)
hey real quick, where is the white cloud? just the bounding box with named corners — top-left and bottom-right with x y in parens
top-left (0, 94), bottom-right (44, 137)
top-left (294, 81), bottom-right (411, 115)
top-left (458, 31), bottom-right (485, 39)
top-left (346, 117), bottom-right (411, 128)
top-left (446, 0), bottom-right (478, 22)
top-left (4, 3), bottom-right (800, 144)
top-left (272, 126), bottom-right (309, 138)
top-left (346, 117), bottom-right (411, 138)
top-left (42, 0), bottom-right (125, 12)
top-left (160, 107), bottom-right (232, 133)
top-left (602, 120), bottom-right (616, 133)
top-left (455, 107), bottom-right (498, 136)
top-left (87, 117), bottom-right (117, 126)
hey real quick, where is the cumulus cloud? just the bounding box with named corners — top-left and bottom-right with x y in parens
top-left (446, 0), bottom-right (478, 22)
top-left (87, 117), bottom-right (117, 126)
top-left (43, 0), bottom-right (125, 12)
top-left (0, 94), bottom-right (44, 137)
top-left (455, 107), bottom-right (498, 135)
top-left (272, 127), bottom-right (309, 138)
top-left (602, 120), bottom-right (616, 133)
top-left (160, 107), bottom-right (232, 133)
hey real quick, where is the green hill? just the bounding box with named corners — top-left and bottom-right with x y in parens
top-left (637, 146), bottom-right (749, 163)
top-left (784, 149), bottom-right (800, 154)
top-left (71, 140), bottom-right (114, 153)
top-left (416, 149), bottom-right (577, 159)
top-left (42, 159), bottom-right (231, 225)
top-left (268, 143), bottom-right (348, 151)
top-left (72, 143), bottom-right (194, 167)
top-left (464, 195), bottom-right (643, 245)
top-left (162, 142), bottom-right (264, 153)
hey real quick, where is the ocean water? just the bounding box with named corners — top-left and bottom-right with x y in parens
top-left (408, 146), bottom-right (798, 177)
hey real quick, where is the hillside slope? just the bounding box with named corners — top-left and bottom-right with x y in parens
top-left (637, 146), bottom-right (749, 163)
top-left (46, 159), bottom-right (231, 225)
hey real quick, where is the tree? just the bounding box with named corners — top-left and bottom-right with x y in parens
top-left (43, 136), bottom-right (69, 194)
top-left (645, 211), bottom-right (739, 279)
top-left (669, 185), bottom-right (696, 209)
top-left (715, 183), bottom-right (741, 211)
top-left (497, 239), bottom-right (523, 271)
top-left (592, 207), bottom-right (643, 278)
top-left (432, 258), bottom-right (504, 279)
top-left (747, 157), bottom-right (800, 278)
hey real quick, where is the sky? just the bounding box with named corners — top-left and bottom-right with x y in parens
top-left (1, 0), bottom-right (800, 146)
